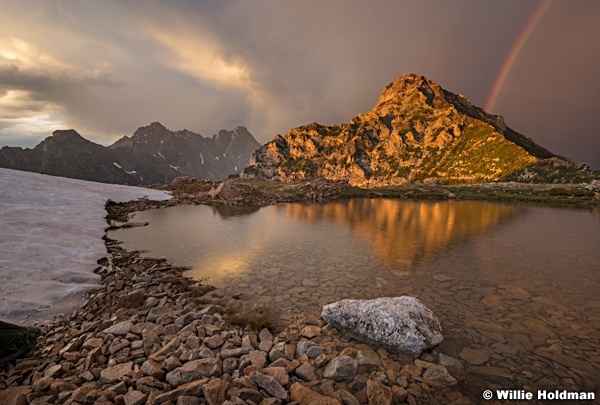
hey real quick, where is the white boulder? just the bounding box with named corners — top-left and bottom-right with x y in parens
top-left (321, 296), bottom-right (443, 356)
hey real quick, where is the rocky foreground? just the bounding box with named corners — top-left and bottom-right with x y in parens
top-left (1, 234), bottom-right (471, 405)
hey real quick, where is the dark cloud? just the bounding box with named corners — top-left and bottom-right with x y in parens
top-left (0, 0), bottom-right (598, 167)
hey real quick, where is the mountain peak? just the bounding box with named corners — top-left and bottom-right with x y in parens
top-left (246, 73), bottom-right (562, 186)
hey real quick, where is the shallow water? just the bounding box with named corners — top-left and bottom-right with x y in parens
top-left (110, 199), bottom-right (600, 394)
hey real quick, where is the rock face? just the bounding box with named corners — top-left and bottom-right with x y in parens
top-left (246, 74), bottom-right (563, 186)
top-left (321, 296), bottom-right (443, 356)
top-left (0, 123), bottom-right (260, 185)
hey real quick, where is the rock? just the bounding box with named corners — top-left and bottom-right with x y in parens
top-left (177, 397), bottom-right (200, 405)
top-left (166, 358), bottom-right (222, 387)
top-left (32, 376), bottom-right (52, 392)
top-left (323, 356), bottom-right (357, 382)
top-left (269, 342), bottom-right (286, 362)
top-left (1, 386), bottom-right (31, 405)
top-left (356, 350), bottom-right (381, 373)
top-left (141, 359), bottom-right (166, 379)
top-left (290, 382), bottom-right (342, 405)
top-left (103, 320), bottom-right (133, 335)
top-left (204, 334), bottom-right (224, 350)
top-left (261, 367), bottom-right (289, 386)
top-left (110, 381), bottom-right (128, 395)
top-left (367, 379), bottom-right (393, 405)
top-left (458, 348), bottom-right (489, 365)
top-left (154, 379), bottom-right (209, 404)
top-left (391, 385), bottom-right (408, 403)
top-left (301, 325), bottom-right (321, 338)
top-left (223, 357), bottom-right (239, 375)
top-left (118, 289), bottom-right (145, 309)
top-left (43, 364), bottom-right (64, 378)
top-left (82, 337), bottom-right (104, 350)
top-left (100, 361), bottom-right (134, 384)
top-left (124, 390), bottom-right (148, 405)
top-left (321, 297), bottom-right (443, 356)
top-left (438, 353), bottom-right (464, 375)
top-left (422, 364), bottom-right (458, 386)
top-left (469, 366), bottom-right (513, 384)
top-left (251, 371), bottom-right (288, 399)
top-left (202, 378), bottom-right (230, 405)
top-left (258, 328), bottom-right (273, 342)
top-left (221, 347), bottom-right (252, 359)
top-left (295, 362), bottom-right (318, 382)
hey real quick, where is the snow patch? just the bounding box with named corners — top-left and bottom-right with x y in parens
top-left (158, 151), bottom-right (165, 159)
top-left (200, 153), bottom-right (204, 164)
top-left (113, 162), bottom-right (122, 169)
top-left (0, 168), bottom-right (171, 325)
top-left (169, 165), bottom-right (179, 171)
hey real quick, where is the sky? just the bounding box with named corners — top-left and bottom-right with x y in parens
top-left (0, 0), bottom-right (599, 168)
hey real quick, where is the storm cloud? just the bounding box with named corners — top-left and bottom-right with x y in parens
top-left (0, 0), bottom-right (598, 167)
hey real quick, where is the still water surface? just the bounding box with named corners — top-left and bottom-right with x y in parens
top-left (110, 199), bottom-right (600, 393)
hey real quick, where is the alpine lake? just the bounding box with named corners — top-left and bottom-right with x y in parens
top-left (108, 199), bottom-right (600, 396)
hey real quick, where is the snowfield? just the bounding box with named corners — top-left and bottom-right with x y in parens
top-left (0, 168), bottom-right (171, 326)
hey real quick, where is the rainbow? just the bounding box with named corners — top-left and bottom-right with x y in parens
top-left (485, 0), bottom-right (554, 112)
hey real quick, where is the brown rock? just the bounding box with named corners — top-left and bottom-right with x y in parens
top-left (176, 397), bottom-right (200, 405)
top-left (202, 378), bottom-right (230, 405)
top-left (367, 380), bottom-right (393, 405)
top-left (1, 386), bottom-right (31, 405)
top-left (100, 361), bottom-right (134, 384)
top-left (154, 379), bottom-right (209, 404)
top-left (124, 390), bottom-right (147, 405)
top-left (261, 366), bottom-right (289, 386)
top-left (290, 382), bottom-right (342, 405)
top-left (391, 385), bottom-right (408, 403)
top-left (250, 371), bottom-right (288, 400)
top-left (295, 362), bottom-right (318, 382)
top-left (32, 376), bottom-right (52, 392)
top-left (458, 348), bottom-right (489, 365)
top-left (166, 358), bottom-right (222, 387)
top-left (301, 325), bottom-right (321, 339)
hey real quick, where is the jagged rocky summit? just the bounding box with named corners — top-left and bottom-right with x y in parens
top-left (0, 123), bottom-right (260, 185)
top-left (245, 74), bottom-right (586, 186)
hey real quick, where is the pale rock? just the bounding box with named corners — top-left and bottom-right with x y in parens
top-left (321, 296), bottom-right (443, 356)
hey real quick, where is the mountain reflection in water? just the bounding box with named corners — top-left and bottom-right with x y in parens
top-left (279, 200), bottom-right (520, 275)
top-left (110, 199), bottom-right (521, 281)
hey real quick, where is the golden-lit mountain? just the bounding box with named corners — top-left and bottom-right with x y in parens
top-left (245, 74), bottom-right (569, 186)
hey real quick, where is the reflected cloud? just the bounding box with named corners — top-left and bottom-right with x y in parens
top-left (282, 199), bottom-right (521, 275)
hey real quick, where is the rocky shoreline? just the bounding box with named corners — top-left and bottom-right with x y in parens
top-left (0, 233), bottom-right (471, 404)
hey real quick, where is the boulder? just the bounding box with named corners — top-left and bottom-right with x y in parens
top-left (321, 296), bottom-right (443, 356)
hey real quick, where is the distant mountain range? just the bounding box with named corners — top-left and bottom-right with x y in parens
top-left (0, 122), bottom-right (260, 185)
top-left (245, 74), bottom-right (597, 185)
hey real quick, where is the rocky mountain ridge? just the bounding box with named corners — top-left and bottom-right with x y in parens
top-left (0, 123), bottom-right (260, 185)
top-left (245, 74), bottom-right (590, 186)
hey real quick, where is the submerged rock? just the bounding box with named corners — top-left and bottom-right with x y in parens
top-left (321, 296), bottom-right (443, 356)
